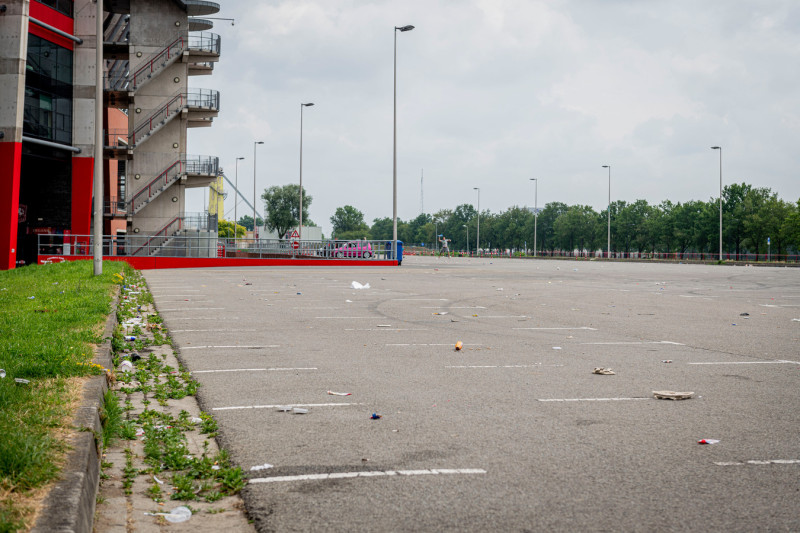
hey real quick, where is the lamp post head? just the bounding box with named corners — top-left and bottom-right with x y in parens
top-left (711, 146), bottom-right (721, 150)
top-left (474, 187), bottom-right (479, 191)
top-left (602, 165), bottom-right (610, 169)
top-left (255, 141), bottom-right (264, 145)
top-left (302, 103), bottom-right (314, 107)
top-left (396, 25), bottom-right (415, 32)
top-left (237, 157), bottom-right (245, 161)
top-left (530, 178), bottom-right (536, 181)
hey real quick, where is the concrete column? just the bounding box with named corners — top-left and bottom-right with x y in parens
top-left (0, 0), bottom-right (29, 269)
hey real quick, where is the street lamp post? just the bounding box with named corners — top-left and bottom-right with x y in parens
top-left (234, 156), bottom-right (244, 249)
top-left (602, 165), bottom-right (611, 258)
top-left (711, 146), bottom-right (722, 262)
top-left (463, 224), bottom-right (469, 255)
top-left (393, 24), bottom-right (414, 259)
top-left (530, 178), bottom-right (537, 257)
top-left (473, 187), bottom-right (480, 255)
top-left (299, 103), bottom-right (314, 240)
top-left (253, 141), bottom-right (264, 240)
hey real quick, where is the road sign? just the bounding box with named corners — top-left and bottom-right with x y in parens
top-left (767, 237), bottom-right (770, 245)
top-left (292, 240), bottom-right (300, 250)
top-left (291, 230), bottom-right (300, 239)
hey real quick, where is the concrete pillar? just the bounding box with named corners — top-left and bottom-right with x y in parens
top-left (0, 0), bottom-right (29, 269)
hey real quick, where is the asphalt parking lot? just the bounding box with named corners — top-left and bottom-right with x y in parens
top-left (144, 256), bottom-right (800, 532)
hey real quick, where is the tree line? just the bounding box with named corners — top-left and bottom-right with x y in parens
top-left (220, 182), bottom-right (800, 257)
top-left (329, 183), bottom-right (800, 256)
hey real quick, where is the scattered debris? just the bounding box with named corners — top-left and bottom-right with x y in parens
top-left (496, 288), bottom-right (503, 291)
top-left (0, 369), bottom-right (4, 378)
top-left (698, 439), bottom-right (720, 445)
top-left (653, 390), bottom-right (694, 400)
top-left (552, 347), bottom-right (562, 350)
top-left (455, 341), bottom-right (463, 351)
top-left (370, 413), bottom-right (382, 420)
top-left (292, 408), bottom-right (309, 414)
top-left (739, 312), bottom-right (750, 316)
top-left (377, 324), bottom-right (392, 328)
top-left (145, 506), bottom-right (192, 523)
top-left (351, 281), bottom-right (370, 289)
top-left (592, 367), bottom-right (615, 375)
top-left (153, 475), bottom-right (164, 485)
top-left (276, 406), bottom-right (292, 412)
top-left (14, 378), bottom-right (29, 385)
top-left (327, 391), bottom-right (352, 396)
top-left (250, 464), bottom-right (273, 471)
top-left (662, 360), bottom-right (673, 364)
top-left (433, 311), bottom-right (448, 315)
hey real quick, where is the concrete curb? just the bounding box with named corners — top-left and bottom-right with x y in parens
top-left (31, 289), bottom-right (119, 533)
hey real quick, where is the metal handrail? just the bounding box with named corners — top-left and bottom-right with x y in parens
top-left (187, 32), bottom-right (221, 55)
top-left (131, 91), bottom-right (184, 145)
top-left (128, 155), bottom-right (219, 214)
top-left (130, 36), bottom-right (185, 89)
top-left (131, 216), bottom-right (183, 256)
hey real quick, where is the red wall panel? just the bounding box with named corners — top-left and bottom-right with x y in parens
top-left (71, 157), bottom-right (94, 235)
top-left (0, 143), bottom-right (23, 270)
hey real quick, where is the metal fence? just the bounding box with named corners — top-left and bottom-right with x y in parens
top-left (38, 235), bottom-right (400, 261)
top-left (409, 248), bottom-right (800, 263)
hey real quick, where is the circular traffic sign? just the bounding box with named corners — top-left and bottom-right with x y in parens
top-left (292, 240), bottom-right (300, 249)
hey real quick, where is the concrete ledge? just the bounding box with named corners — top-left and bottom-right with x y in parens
top-left (31, 289), bottom-right (119, 533)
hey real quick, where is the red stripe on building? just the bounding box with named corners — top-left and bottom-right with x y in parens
top-left (0, 142), bottom-right (23, 270)
top-left (71, 157), bottom-right (94, 235)
top-left (39, 257), bottom-right (400, 270)
top-left (29, 1), bottom-right (75, 50)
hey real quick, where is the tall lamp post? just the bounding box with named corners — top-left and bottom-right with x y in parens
top-left (393, 24), bottom-right (414, 258)
top-left (473, 187), bottom-right (480, 254)
top-left (711, 146), bottom-right (722, 262)
top-left (299, 103), bottom-right (314, 240)
top-left (602, 165), bottom-right (611, 258)
top-left (253, 141), bottom-right (264, 240)
top-left (530, 178), bottom-right (538, 257)
top-left (234, 156), bottom-right (244, 249)
top-left (463, 224), bottom-right (469, 255)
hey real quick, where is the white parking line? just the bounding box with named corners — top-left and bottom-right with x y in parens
top-left (345, 328), bottom-right (428, 331)
top-left (181, 345), bottom-right (280, 350)
top-left (249, 468), bottom-right (487, 484)
top-left (447, 364), bottom-right (562, 369)
top-left (580, 341), bottom-right (685, 345)
top-left (391, 298), bottom-right (449, 301)
top-left (688, 360), bottom-right (800, 365)
top-left (513, 327), bottom-right (597, 331)
top-left (171, 329), bottom-right (257, 332)
top-left (213, 402), bottom-right (362, 412)
top-left (159, 307), bottom-right (225, 311)
top-left (386, 343), bottom-right (480, 347)
top-left (421, 306), bottom-right (486, 309)
top-left (714, 459), bottom-right (800, 466)
top-left (163, 317), bottom-right (238, 320)
top-left (192, 367), bottom-right (317, 374)
top-left (537, 397), bottom-right (650, 402)
top-left (315, 316), bottom-right (380, 319)
top-left (469, 315), bottom-right (529, 319)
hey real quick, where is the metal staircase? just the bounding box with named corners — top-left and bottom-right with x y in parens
top-left (128, 155), bottom-right (219, 214)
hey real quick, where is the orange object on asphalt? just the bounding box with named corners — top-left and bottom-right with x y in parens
top-left (455, 341), bottom-right (463, 351)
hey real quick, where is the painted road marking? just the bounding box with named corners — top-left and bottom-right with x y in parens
top-left (688, 360), bottom-right (800, 365)
top-left (163, 317), bottom-right (239, 320)
top-left (181, 345), bottom-right (280, 350)
top-left (386, 343), bottom-right (480, 347)
top-left (192, 367), bottom-right (317, 374)
top-left (213, 402), bottom-right (362, 412)
top-left (345, 328), bottom-right (428, 331)
top-left (171, 329), bottom-right (257, 332)
top-left (468, 315), bottom-right (529, 318)
top-left (159, 307), bottom-right (225, 311)
top-left (446, 364), bottom-right (563, 369)
top-left (537, 397), bottom-right (650, 402)
top-left (391, 298), bottom-right (449, 301)
top-left (421, 306), bottom-right (486, 309)
top-left (580, 341), bottom-right (685, 345)
top-left (315, 316), bottom-right (381, 319)
top-left (249, 468), bottom-right (487, 484)
top-left (513, 327), bottom-right (597, 331)
top-left (714, 459), bottom-right (800, 466)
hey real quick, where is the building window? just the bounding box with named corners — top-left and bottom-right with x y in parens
top-left (33, 0), bottom-right (74, 18)
top-left (24, 34), bottom-right (72, 144)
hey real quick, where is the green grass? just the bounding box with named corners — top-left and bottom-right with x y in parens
top-left (0, 260), bottom-right (126, 531)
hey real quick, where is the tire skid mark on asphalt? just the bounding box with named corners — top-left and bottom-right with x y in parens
top-left (249, 468), bottom-right (487, 484)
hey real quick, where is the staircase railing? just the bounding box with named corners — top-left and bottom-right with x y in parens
top-left (187, 32), bottom-right (221, 55)
top-left (105, 35), bottom-right (186, 92)
top-left (127, 155), bottom-right (219, 214)
top-left (131, 216), bottom-right (183, 256)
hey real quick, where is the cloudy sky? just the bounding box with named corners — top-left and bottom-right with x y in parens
top-left (187, 0), bottom-right (800, 237)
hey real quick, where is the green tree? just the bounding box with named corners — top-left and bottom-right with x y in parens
top-left (237, 215), bottom-right (263, 231)
top-left (537, 202), bottom-right (568, 252)
top-left (331, 205), bottom-right (372, 240)
top-left (261, 184), bottom-right (311, 239)
top-left (553, 205), bottom-right (598, 251)
top-left (218, 219), bottom-right (246, 239)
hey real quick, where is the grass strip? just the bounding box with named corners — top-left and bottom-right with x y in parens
top-left (0, 260), bottom-right (127, 531)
